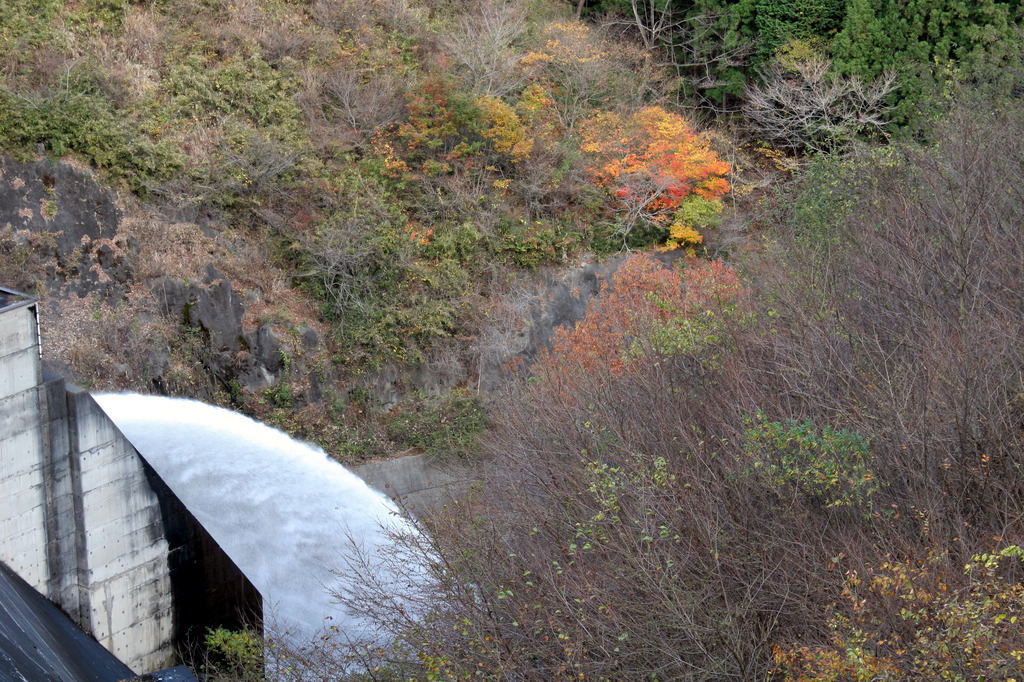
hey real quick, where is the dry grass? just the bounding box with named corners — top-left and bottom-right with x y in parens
top-left (39, 284), bottom-right (172, 392)
top-left (120, 210), bottom-right (228, 281)
top-left (121, 6), bottom-right (164, 67)
top-left (120, 203), bottom-right (325, 347)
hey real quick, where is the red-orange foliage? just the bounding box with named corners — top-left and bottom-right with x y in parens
top-left (535, 253), bottom-right (746, 397)
top-left (678, 254), bottom-right (747, 311)
top-left (579, 107), bottom-right (731, 233)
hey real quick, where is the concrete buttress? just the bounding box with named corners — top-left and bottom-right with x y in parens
top-left (0, 287), bottom-right (261, 674)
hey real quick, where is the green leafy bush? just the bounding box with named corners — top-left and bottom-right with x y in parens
top-left (387, 389), bottom-right (489, 459)
top-left (0, 0), bottom-right (67, 60)
top-left (166, 54), bottom-right (304, 134)
top-left (744, 412), bottom-right (879, 511)
top-left (203, 627), bottom-right (263, 680)
top-left (494, 218), bottom-right (577, 269)
top-left (0, 87), bottom-right (183, 190)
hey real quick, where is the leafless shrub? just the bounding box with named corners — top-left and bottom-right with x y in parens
top-left (144, 127), bottom-right (297, 219)
top-left (309, 0), bottom-right (370, 33)
top-left (321, 65), bottom-right (408, 147)
top-left (295, 66), bottom-right (328, 129)
top-left (743, 56), bottom-right (897, 153)
top-left (255, 16), bottom-right (317, 66)
top-left (310, 0), bottom-right (425, 39)
top-left (297, 176), bottom-right (406, 320)
top-left (369, 0), bottom-right (429, 37)
top-left (120, 212), bottom-right (222, 281)
top-left (321, 257), bottom-right (855, 678)
top-left (328, 340), bottom-right (845, 679)
top-left (615, 0), bottom-right (689, 51)
top-left (0, 226), bottom-right (55, 292)
top-left (325, 94), bottom-right (1024, 679)
top-left (442, 0), bottom-right (528, 97)
top-left (470, 277), bottom-right (537, 389)
top-left (219, 137), bottom-right (298, 200)
top-left (303, 225), bottom-right (379, 319)
top-left (9, 46), bottom-right (78, 94)
top-left (761, 97), bottom-right (1024, 549)
top-left (506, 141), bottom-right (592, 220)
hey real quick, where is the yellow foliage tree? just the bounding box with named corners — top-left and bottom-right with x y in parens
top-left (476, 95), bottom-right (533, 163)
top-left (519, 19), bottom-right (617, 130)
top-left (774, 546), bottom-right (1024, 681)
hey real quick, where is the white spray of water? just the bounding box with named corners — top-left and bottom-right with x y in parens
top-left (93, 393), bottom-right (417, 643)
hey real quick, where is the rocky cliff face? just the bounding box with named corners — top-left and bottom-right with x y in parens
top-left (0, 155), bottom-right (129, 298)
top-left (0, 154), bottom-right (321, 400)
top-left (0, 154), bottom-right (641, 448)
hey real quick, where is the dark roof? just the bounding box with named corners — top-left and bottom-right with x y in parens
top-left (0, 286), bottom-right (33, 312)
top-left (128, 666), bottom-right (199, 682)
top-left (0, 561), bottom-right (136, 682)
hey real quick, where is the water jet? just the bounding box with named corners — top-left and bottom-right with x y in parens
top-left (93, 394), bottom-right (419, 644)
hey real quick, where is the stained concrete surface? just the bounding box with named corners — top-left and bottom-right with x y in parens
top-left (354, 453), bottom-right (462, 516)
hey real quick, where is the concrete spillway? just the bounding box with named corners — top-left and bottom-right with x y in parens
top-left (2, 290), bottom-right (252, 673)
top-left (92, 394), bottom-right (421, 643)
top-left (2, 287), bottom-right (433, 674)
top-left (0, 560), bottom-right (136, 681)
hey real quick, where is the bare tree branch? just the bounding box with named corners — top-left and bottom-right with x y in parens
top-left (442, 0), bottom-right (528, 97)
top-left (743, 57), bottom-right (898, 153)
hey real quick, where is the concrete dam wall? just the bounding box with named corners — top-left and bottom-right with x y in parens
top-left (0, 288), bottom-right (260, 674)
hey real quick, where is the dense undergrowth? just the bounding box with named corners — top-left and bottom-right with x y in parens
top-left (203, 83), bottom-right (1024, 680)
top-left (5, 0), bottom-right (1018, 421)
top-left (318, 88), bottom-right (1024, 680)
top-left (0, 0), bottom-right (735, 378)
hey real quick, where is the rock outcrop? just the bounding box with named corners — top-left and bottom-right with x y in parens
top-left (0, 155), bottom-right (133, 300)
top-left (1, 154), bottom-right (655, 416)
top-left (0, 156), bottom-right (299, 397)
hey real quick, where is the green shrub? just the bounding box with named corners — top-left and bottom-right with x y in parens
top-left (744, 412), bottom-right (879, 511)
top-left (494, 217), bottom-right (578, 269)
top-left (417, 221), bottom-right (481, 263)
top-left (752, 0), bottom-right (846, 61)
top-left (203, 627), bottom-right (263, 680)
top-left (264, 382), bottom-right (293, 408)
top-left (832, 0), bottom-right (1023, 126)
top-left (0, 76), bottom-right (184, 191)
top-left (387, 389), bottom-right (489, 459)
top-left (0, 0), bottom-right (67, 60)
top-left (167, 54), bottom-right (304, 134)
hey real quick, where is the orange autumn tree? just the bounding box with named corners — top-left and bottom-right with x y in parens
top-left (535, 253), bottom-right (747, 400)
top-left (580, 106), bottom-right (731, 248)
